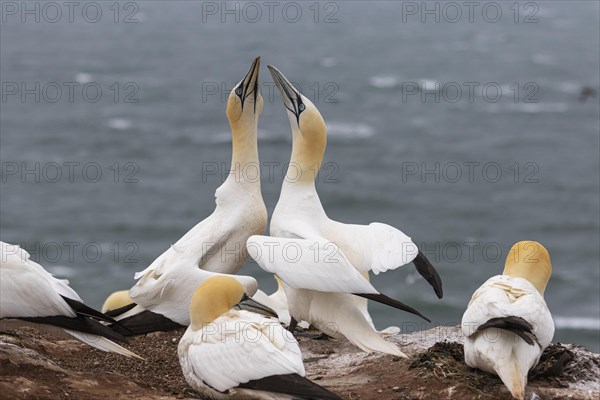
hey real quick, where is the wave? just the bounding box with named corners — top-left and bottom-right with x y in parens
top-left (554, 316), bottom-right (600, 331)
top-left (326, 122), bottom-right (375, 139)
top-left (487, 102), bottom-right (569, 114)
top-left (532, 53), bottom-right (556, 66)
top-left (46, 265), bottom-right (76, 278)
top-left (368, 74), bottom-right (401, 89)
top-left (107, 118), bottom-right (133, 130)
top-left (319, 57), bottom-right (337, 68)
top-left (75, 72), bottom-right (93, 84)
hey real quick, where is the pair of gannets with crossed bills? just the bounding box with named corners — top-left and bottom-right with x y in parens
top-left (178, 276), bottom-right (340, 399)
top-left (462, 241), bottom-right (555, 400)
top-left (109, 57), bottom-right (268, 335)
top-left (0, 242), bottom-right (141, 359)
top-left (247, 66), bottom-right (443, 357)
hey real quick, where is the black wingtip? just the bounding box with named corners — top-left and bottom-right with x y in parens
top-left (238, 373), bottom-right (341, 400)
top-left (413, 250), bottom-right (443, 299)
top-left (61, 296), bottom-right (119, 324)
top-left (475, 316), bottom-right (537, 346)
top-left (19, 315), bottom-right (129, 343)
top-left (353, 292), bottom-right (431, 323)
top-left (110, 310), bottom-right (184, 336)
top-left (104, 302), bottom-right (137, 318)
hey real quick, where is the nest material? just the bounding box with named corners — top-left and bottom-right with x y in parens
top-left (409, 341), bottom-right (597, 396)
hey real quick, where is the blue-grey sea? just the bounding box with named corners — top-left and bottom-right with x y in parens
top-left (1, 1), bottom-right (599, 351)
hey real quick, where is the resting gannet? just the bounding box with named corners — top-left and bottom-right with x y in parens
top-left (102, 290), bottom-right (132, 313)
top-left (0, 242), bottom-right (140, 358)
top-left (178, 276), bottom-right (341, 400)
top-left (247, 66), bottom-right (442, 357)
top-left (112, 57), bottom-right (268, 335)
top-left (461, 241), bottom-right (555, 400)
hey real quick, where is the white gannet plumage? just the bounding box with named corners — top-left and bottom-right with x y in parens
top-left (252, 276), bottom-right (292, 325)
top-left (178, 276), bottom-right (340, 399)
top-left (461, 241), bottom-right (555, 400)
top-left (247, 66), bottom-right (442, 357)
top-left (0, 242), bottom-right (141, 358)
top-left (114, 58), bottom-right (268, 333)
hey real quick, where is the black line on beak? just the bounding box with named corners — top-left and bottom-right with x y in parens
top-left (238, 56), bottom-right (261, 114)
top-left (268, 65), bottom-right (304, 125)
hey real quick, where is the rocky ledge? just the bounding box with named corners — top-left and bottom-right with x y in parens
top-left (0, 326), bottom-right (598, 399)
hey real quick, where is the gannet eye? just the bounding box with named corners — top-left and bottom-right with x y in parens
top-left (235, 87), bottom-right (243, 96)
top-left (298, 103), bottom-right (305, 112)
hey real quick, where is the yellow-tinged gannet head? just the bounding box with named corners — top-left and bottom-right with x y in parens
top-left (226, 56), bottom-right (263, 131)
top-left (101, 290), bottom-right (133, 313)
top-left (268, 65), bottom-right (326, 180)
top-left (503, 241), bottom-right (552, 294)
top-left (189, 276), bottom-right (277, 330)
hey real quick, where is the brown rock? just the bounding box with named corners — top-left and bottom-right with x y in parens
top-left (0, 326), bottom-right (598, 399)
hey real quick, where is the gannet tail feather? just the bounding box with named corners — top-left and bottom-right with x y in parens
top-left (353, 292), bottom-right (431, 322)
top-left (65, 330), bottom-right (143, 359)
top-left (475, 316), bottom-right (536, 346)
top-left (238, 373), bottom-right (342, 399)
top-left (495, 351), bottom-right (526, 400)
top-left (413, 251), bottom-right (443, 298)
top-left (110, 310), bottom-right (184, 336)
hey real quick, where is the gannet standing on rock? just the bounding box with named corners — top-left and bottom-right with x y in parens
top-left (178, 276), bottom-right (341, 399)
top-left (112, 57), bottom-right (268, 335)
top-left (0, 242), bottom-right (141, 358)
top-left (247, 66), bottom-right (442, 357)
top-left (462, 241), bottom-right (555, 400)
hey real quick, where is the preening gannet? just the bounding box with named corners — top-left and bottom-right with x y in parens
top-left (247, 66), bottom-right (442, 357)
top-left (461, 241), bottom-right (555, 400)
top-left (0, 242), bottom-right (140, 359)
top-left (102, 290), bottom-right (132, 313)
top-left (178, 276), bottom-right (341, 399)
top-left (112, 57), bottom-right (268, 335)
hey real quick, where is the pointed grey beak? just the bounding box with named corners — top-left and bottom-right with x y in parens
top-left (234, 294), bottom-right (278, 318)
top-left (267, 65), bottom-right (305, 124)
top-left (236, 56), bottom-right (261, 113)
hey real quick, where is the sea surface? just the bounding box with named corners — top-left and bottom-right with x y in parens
top-left (1, 1), bottom-right (599, 351)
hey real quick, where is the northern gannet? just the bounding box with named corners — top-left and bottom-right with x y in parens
top-left (461, 241), bottom-right (555, 400)
top-left (0, 242), bottom-right (141, 358)
top-left (113, 57), bottom-right (268, 334)
top-left (101, 290), bottom-right (132, 313)
top-left (178, 276), bottom-right (341, 399)
top-left (247, 66), bottom-right (442, 357)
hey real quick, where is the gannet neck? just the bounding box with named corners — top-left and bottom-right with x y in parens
top-left (284, 125), bottom-right (326, 185)
top-left (230, 122), bottom-right (260, 168)
top-left (223, 56), bottom-right (263, 184)
top-left (503, 241), bottom-right (551, 294)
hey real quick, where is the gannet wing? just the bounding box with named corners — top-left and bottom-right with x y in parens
top-left (461, 275), bottom-right (554, 347)
top-left (326, 223), bottom-right (443, 298)
top-left (247, 235), bottom-right (378, 294)
top-left (0, 242), bottom-right (141, 358)
top-left (363, 222), bottom-right (419, 274)
top-left (1, 242), bottom-right (78, 318)
top-left (185, 313), bottom-right (304, 392)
